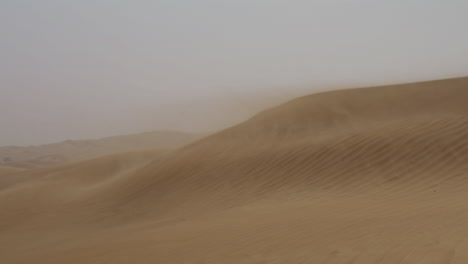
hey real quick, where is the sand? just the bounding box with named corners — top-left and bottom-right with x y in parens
top-left (1, 77), bottom-right (468, 263)
top-left (0, 130), bottom-right (201, 168)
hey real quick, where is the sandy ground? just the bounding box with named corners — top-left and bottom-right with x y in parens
top-left (1, 77), bottom-right (468, 263)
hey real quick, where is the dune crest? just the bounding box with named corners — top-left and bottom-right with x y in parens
top-left (2, 77), bottom-right (468, 263)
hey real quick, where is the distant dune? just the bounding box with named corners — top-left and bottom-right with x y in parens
top-left (0, 130), bottom-right (202, 168)
top-left (1, 77), bottom-right (468, 263)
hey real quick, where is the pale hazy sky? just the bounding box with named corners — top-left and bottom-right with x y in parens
top-left (1, 0), bottom-right (468, 146)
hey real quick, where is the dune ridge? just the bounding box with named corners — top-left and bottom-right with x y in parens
top-left (1, 77), bottom-right (468, 263)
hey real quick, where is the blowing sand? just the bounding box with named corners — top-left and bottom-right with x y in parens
top-left (1, 77), bottom-right (468, 263)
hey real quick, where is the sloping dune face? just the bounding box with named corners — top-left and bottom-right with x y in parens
top-left (2, 77), bottom-right (468, 263)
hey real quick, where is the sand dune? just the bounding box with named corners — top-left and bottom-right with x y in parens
top-left (0, 130), bottom-right (201, 168)
top-left (1, 77), bottom-right (468, 263)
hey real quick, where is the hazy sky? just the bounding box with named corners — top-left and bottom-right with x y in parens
top-left (2, 0), bottom-right (468, 146)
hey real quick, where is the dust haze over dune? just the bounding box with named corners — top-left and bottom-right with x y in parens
top-left (2, 0), bottom-right (468, 146)
top-left (2, 77), bottom-right (468, 263)
top-left (0, 130), bottom-right (202, 169)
